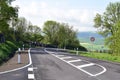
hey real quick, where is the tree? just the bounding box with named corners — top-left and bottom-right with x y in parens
top-left (94, 2), bottom-right (120, 37)
top-left (94, 2), bottom-right (120, 55)
top-left (43, 20), bottom-right (80, 49)
top-left (108, 22), bottom-right (120, 55)
top-left (0, 0), bottom-right (18, 40)
top-left (43, 21), bottom-right (59, 44)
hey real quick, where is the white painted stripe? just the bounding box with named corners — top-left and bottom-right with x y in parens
top-left (56, 55), bottom-right (64, 57)
top-left (28, 68), bottom-right (33, 71)
top-left (28, 74), bottom-right (35, 79)
top-left (0, 49), bottom-right (32, 74)
top-left (45, 48), bottom-right (107, 77)
top-left (51, 53), bottom-right (95, 76)
top-left (68, 59), bottom-right (81, 63)
top-left (77, 63), bottom-right (94, 68)
top-left (60, 56), bottom-right (72, 59)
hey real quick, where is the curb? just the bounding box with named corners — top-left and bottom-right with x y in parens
top-left (0, 48), bottom-right (32, 74)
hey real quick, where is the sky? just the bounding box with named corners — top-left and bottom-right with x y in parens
top-left (12, 0), bottom-right (120, 32)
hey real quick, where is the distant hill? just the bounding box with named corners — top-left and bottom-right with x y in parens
top-left (77, 32), bottom-right (104, 45)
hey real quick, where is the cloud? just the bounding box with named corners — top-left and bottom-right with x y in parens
top-left (12, 0), bottom-right (97, 32)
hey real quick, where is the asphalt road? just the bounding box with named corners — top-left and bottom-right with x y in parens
top-left (0, 67), bottom-right (28, 80)
top-left (0, 48), bottom-right (120, 80)
top-left (31, 48), bottom-right (120, 80)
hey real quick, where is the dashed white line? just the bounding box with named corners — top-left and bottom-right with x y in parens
top-left (28, 68), bottom-right (33, 72)
top-left (77, 63), bottom-right (94, 68)
top-left (68, 59), bottom-right (82, 63)
top-left (28, 74), bottom-right (35, 79)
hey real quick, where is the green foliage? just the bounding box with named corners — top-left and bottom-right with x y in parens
top-left (80, 52), bottom-right (120, 63)
top-left (43, 20), bottom-right (81, 49)
top-left (0, 41), bottom-right (18, 64)
top-left (94, 2), bottom-right (120, 55)
top-left (0, 0), bottom-right (18, 39)
top-left (94, 2), bottom-right (120, 37)
top-left (108, 22), bottom-right (120, 55)
top-left (68, 50), bottom-right (120, 63)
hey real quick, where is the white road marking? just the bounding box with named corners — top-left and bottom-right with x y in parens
top-left (45, 48), bottom-right (107, 77)
top-left (68, 59), bottom-right (82, 63)
top-left (77, 63), bottom-right (94, 68)
top-left (0, 49), bottom-right (32, 74)
top-left (28, 74), bottom-right (35, 79)
top-left (28, 68), bottom-right (33, 72)
top-left (56, 55), bottom-right (65, 57)
top-left (60, 56), bottom-right (72, 59)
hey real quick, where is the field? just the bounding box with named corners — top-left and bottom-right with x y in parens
top-left (80, 43), bottom-right (109, 51)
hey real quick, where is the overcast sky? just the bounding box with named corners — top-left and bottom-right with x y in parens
top-left (12, 0), bottom-right (119, 32)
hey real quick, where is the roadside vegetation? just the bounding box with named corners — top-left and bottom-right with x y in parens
top-left (94, 2), bottom-right (120, 56)
top-left (69, 50), bottom-right (120, 63)
top-left (0, 41), bottom-right (18, 65)
top-left (76, 2), bottom-right (120, 62)
top-left (0, 0), bottom-right (87, 64)
top-left (1, 0), bottom-right (120, 64)
top-left (43, 21), bottom-right (87, 50)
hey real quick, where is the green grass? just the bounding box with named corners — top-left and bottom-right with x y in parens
top-left (68, 50), bottom-right (120, 63)
top-left (80, 43), bottom-right (109, 51)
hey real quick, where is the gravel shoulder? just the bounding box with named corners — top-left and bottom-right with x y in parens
top-left (0, 50), bottom-right (29, 72)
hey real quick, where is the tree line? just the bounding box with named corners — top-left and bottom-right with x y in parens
top-left (0, 0), bottom-right (87, 51)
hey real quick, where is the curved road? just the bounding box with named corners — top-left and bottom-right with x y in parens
top-left (31, 48), bottom-right (120, 80)
top-left (0, 48), bottom-right (120, 80)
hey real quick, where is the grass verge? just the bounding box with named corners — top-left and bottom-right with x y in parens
top-left (68, 50), bottom-right (120, 63)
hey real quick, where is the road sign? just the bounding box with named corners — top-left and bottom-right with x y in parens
top-left (90, 37), bottom-right (95, 42)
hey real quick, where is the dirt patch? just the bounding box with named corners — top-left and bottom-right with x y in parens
top-left (0, 50), bottom-right (29, 72)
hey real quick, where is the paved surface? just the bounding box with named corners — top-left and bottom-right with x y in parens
top-left (0, 68), bottom-right (28, 80)
top-left (0, 48), bottom-right (120, 80)
top-left (30, 48), bottom-right (120, 80)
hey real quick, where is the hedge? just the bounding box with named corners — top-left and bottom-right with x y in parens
top-left (0, 41), bottom-right (18, 65)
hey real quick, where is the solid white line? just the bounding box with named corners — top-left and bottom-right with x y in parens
top-left (60, 56), bottom-right (72, 59)
top-left (45, 48), bottom-right (107, 77)
top-left (68, 59), bottom-right (82, 63)
top-left (93, 64), bottom-right (107, 76)
top-left (77, 63), bottom-right (94, 68)
top-left (28, 74), bottom-right (35, 79)
top-left (0, 49), bottom-right (32, 74)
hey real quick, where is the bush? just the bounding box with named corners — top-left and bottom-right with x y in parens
top-left (0, 41), bottom-right (18, 65)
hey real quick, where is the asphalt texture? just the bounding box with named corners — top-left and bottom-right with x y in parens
top-left (0, 68), bottom-right (28, 80)
top-left (0, 48), bottom-right (120, 80)
top-left (30, 48), bottom-right (120, 80)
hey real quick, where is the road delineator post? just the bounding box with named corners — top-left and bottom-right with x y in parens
top-left (76, 48), bottom-right (78, 55)
top-left (18, 48), bottom-right (21, 64)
